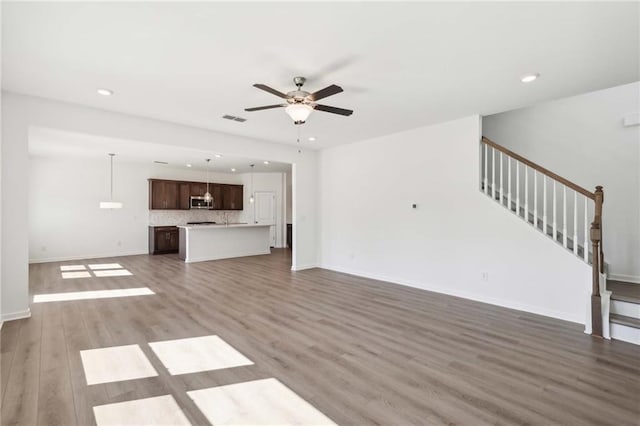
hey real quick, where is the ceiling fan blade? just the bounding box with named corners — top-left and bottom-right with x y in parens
top-left (313, 104), bottom-right (353, 116)
top-left (308, 84), bottom-right (344, 101)
top-left (253, 84), bottom-right (290, 99)
top-left (245, 104), bottom-right (287, 112)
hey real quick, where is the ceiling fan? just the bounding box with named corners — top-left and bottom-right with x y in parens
top-left (245, 76), bottom-right (353, 125)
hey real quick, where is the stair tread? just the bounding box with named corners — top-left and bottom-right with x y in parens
top-left (608, 280), bottom-right (640, 304)
top-left (610, 313), bottom-right (640, 329)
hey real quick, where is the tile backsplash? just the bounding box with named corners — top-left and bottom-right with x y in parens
top-left (149, 210), bottom-right (242, 226)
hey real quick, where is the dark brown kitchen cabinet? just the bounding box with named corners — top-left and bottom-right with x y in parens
top-left (179, 183), bottom-right (191, 210)
top-left (222, 184), bottom-right (243, 210)
top-left (149, 179), bottom-right (243, 211)
top-left (149, 180), bottom-right (179, 210)
top-left (190, 182), bottom-right (207, 197)
top-left (149, 226), bottom-right (179, 254)
top-left (209, 184), bottom-right (224, 210)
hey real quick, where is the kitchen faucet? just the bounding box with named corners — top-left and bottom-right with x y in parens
top-left (224, 212), bottom-right (229, 225)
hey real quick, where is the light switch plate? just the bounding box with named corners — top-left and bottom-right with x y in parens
top-left (623, 112), bottom-right (640, 127)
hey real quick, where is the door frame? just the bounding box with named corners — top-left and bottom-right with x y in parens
top-left (254, 190), bottom-right (277, 247)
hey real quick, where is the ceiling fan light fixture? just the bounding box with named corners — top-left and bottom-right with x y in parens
top-left (285, 104), bottom-right (313, 125)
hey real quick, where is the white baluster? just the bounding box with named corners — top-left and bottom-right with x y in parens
top-left (553, 181), bottom-right (557, 241)
top-left (563, 186), bottom-right (568, 248)
top-left (543, 175), bottom-right (548, 235)
top-left (483, 144), bottom-right (488, 195)
top-left (573, 191), bottom-right (578, 255)
top-left (516, 162), bottom-right (520, 217)
top-left (524, 166), bottom-right (529, 223)
top-left (508, 157), bottom-right (512, 208)
top-left (533, 171), bottom-right (538, 228)
top-left (499, 152), bottom-right (503, 205)
top-left (492, 147), bottom-right (496, 200)
top-left (584, 197), bottom-right (589, 262)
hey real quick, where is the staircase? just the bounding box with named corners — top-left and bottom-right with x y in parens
top-left (480, 137), bottom-right (639, 345)
top-left (608, 280), bottom-right (640, 344)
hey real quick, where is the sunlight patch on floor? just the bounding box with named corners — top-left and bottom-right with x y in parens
top-left (80, 344), bottom-right (158, 385)
top-left (60, 265), bottom-right (87, 271)
top-left (33, 287), bottom-right (154, 303)
top-left (88, 263), bottom-right (124, 270)
top-left (93, 269), bottom-right (133, 277)
top-left (93, 394), bottom-right (191, 426)
top-left (187, 378), bottom-right (337, 425)
top-left (149, 335), bottom-right (254, 375)
top-left (61, 271), bottom-right (92, 279)
top-left (58, 263), bottom-right (133, 279)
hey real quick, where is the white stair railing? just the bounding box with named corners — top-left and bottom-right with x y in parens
top-left (480, 137), bottom-right (605, 337)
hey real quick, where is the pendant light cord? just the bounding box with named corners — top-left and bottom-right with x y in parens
top-left (109, 153), bottom-right (115, 201)
top-left (205, 158), bottom-right (211, 196)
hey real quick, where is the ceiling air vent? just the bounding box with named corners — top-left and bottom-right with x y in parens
top-left (222, 114), bottom-right (247, 123)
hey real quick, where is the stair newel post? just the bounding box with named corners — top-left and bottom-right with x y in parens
top-left (590, 221), bottom-right (603, 337)
top-left (594, 186), bottom-right (604, 273)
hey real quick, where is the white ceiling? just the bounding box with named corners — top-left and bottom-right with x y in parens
top-left (29, 127), bottom-right (291, 174)
top-left (3, 2), bottom-right (639, 149)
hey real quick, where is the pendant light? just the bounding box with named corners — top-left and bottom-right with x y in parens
top-left (203, 158), bottom-right (213, 204)
top-left (249, 164), bottom-right (255, 203)
top-left (99, 153), bottom-right (123, 209)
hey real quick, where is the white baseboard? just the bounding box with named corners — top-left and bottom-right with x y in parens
top-left (29, 250), bottom-right (149, 264)
top-left (608, 274), bottom-right (640, 284)
top-left (320, 264), bottom-right (585, 325)
top-left (2, 308), bottom-right (32, 322)
top-left (291, 263), bottom-right (317, 272)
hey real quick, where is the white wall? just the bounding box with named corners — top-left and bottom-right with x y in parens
top-left (483, 82), bottom-right (640, 283)
top-left (319, 115), bottom-right (591, 324)
top-left (0, 2), bottom-right (3, 324)
top-left (2, 92), bottom-right (318, 321)
top-left (285, 170), bottom-right (292, 224)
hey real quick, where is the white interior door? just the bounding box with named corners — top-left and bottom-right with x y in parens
top-left (254, 191), bottom-right (276, 247)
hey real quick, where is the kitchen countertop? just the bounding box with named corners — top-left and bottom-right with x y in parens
top-left (177, 223), bottom-right (269, 230)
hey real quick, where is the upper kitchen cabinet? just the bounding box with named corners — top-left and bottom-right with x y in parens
top-left (179, 182), bottom-right (191, 210)
top-left (190, 182), bottom-right (207, 197)
top-left (149, 179), bottom-right (180, 210)
top-left (222, 184), bottom-right (243, 210)
top-left (209, 184), bottom-right (224, 210)
top-left (149, 179), bottom-right (243, 211)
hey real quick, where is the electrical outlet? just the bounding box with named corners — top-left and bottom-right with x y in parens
top-left (481, 271), bottom-right (489, 282)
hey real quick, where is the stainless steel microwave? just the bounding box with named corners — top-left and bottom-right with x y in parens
top-left (190, 196), bottom-right (211, 209)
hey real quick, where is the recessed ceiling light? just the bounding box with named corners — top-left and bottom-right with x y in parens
top-left (215, 154), bottom-right (222, 158)
top-left (231, 168), bottom-right (236, 172)
top-left (97, 88), bottom-right (113, 96)
top-left (263, 161), bottom-right (270, 165)
top-left (186, 164), bottom-right (192, 168)
top-left (308, 136), bottom-right (316, 141)
top-left (521, 73), bottom-right (540, 83)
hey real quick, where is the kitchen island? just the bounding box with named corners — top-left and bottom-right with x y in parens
top-left (178, 224), bottom-right (271, 263)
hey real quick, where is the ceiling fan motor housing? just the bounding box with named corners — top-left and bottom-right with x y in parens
top-left (286, 90), bottom-right (311, 103)
top-left (293, 76), bottom-right (306, 88)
